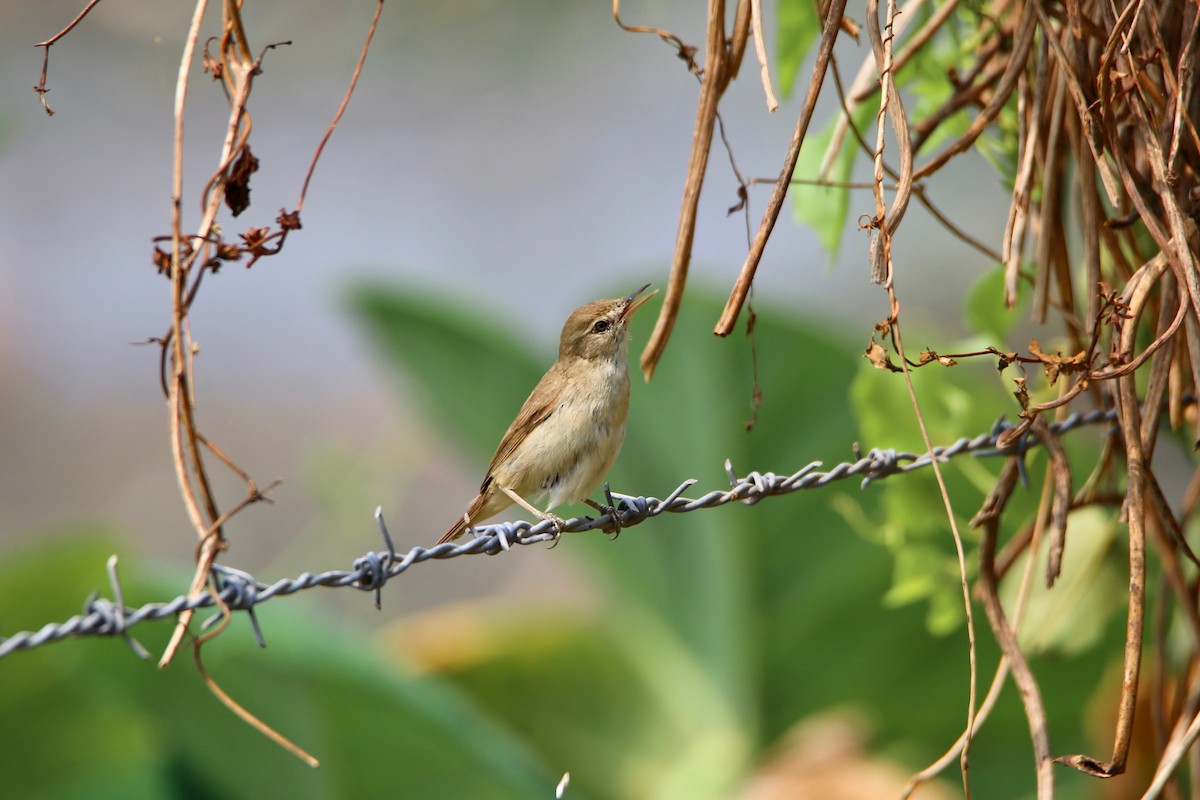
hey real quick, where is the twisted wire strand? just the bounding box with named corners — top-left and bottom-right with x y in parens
top-left (0, 409), bottom-right (1114, 659)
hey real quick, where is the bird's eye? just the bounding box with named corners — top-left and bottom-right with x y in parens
top-left (592, 319), bottom-right (611, 333)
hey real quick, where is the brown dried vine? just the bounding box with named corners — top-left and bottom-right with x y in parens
top-left (622, 0), bottom-right (1200, 794)
top-left (36, 0), bottom-right (384, 766)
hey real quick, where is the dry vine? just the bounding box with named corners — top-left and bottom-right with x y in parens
top-left (36, 0), bottom-right (384, 766)
top-left (619, 0), bottom-right (1200, 796)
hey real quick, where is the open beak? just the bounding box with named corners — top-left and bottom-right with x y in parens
top-left (620, 283), bottom-right (656, 323)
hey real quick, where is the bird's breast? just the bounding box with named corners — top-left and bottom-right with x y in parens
top-left (493, 358), bottom-right (630, 508)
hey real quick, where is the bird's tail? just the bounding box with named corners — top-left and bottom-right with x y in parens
top-left (436, 490), bottom-right (493, 545)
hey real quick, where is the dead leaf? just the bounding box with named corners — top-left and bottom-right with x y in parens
top-left (1029, 338), bottom-right (1088, 385)
top-left (277, 208), bottom-right (302, 231)
top-left (865, 340), bottom-right (902, 372)
top-left (225, 146), bottom-right (259, 217)
top-left (1013, 375), bottom-right (1029, 409)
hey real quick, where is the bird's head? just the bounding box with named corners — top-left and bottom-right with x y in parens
top-left (558, 283), bottom-right (655, 361)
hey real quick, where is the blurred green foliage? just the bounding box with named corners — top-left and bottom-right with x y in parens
top-left (0, 287), bottom-right (1127, 799)
top-left (966, 266), bottom-right (1027, 341)
top-left (0, 1), bottom-right (1157, 795)
top-left (775, 0), bottom-right (819, 99)
top-left (788, 107), bottom-right (875, 260)
top-left (0, 532), bottom-right (566, 800)
top-left (350, 284), bottom-right (1118, 798)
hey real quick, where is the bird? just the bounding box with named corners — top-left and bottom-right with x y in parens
top-left (436, 283), bottom-right (655, 545)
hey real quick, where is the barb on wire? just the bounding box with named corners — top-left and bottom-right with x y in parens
top-left (0, 409), bottom-right (1115, 660)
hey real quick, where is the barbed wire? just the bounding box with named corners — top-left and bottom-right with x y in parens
top-left (0, 408), bottom-right (1116, 660)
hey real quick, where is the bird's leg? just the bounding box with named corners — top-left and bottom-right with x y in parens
top-left (584, 496), bottom-right (622, 538)
top-left (499, 485), bottom-right (567, 541)
top-left (461, 512), bottom-right (481, 540)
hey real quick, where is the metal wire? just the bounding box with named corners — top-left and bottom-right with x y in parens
top-left (0, 408), bottom-right (1115, 660)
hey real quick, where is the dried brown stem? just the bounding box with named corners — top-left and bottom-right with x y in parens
top-left (33, 0), bottom-right (108, 115)
top-left (156, 0), bottom-right (381, 687)
top-left (913, 6), bottom-right (1037, 180)
top-left (639, 0), bottom-right (753, 377)
top-left (194, 645), bottom-right (319, 767)
top-left (1028, 418), bottom-right (1072, 587)
top-left (639, 0), bottom-right (730, 380)
top-left (902, 461), bottom-right (1052, 797)
top-left (1056, 270), bottom-right (1149, 778)
top-left (712, 0), bottom-right (849, 337)
top-left (974, 458), bottom-right (1055, 798)
top-left (160, 0), bottom-right (214, 671)
top-left (750, 0), bottom-right (779, 112)
top-left (297, 0), bottom-right (383, 214)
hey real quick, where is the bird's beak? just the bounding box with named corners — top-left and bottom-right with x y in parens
top-left (620, 283), bottom-right (656, 322)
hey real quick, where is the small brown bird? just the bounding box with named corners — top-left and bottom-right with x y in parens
top-left (437, 284), bottom-right (655, 544)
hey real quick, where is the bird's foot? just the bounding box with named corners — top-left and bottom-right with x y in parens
top-left (537, 512), bottom-right (568, 548)
top-left (584, 497), bottom-right (623, 539)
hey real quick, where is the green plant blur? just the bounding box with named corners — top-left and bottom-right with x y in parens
top-left (0, 286), bottom-right (1123, 799)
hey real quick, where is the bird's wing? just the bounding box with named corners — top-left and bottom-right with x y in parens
top-left (482, 367), bottom-right (560, 487)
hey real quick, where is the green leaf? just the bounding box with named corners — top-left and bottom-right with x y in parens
top-left (975, 99), bottom-right (1021, 186)
top-left (790, 108), bottom-right (873, 259)
top-left (849, 357), bottom-right (1015, 630)
top-left (966, 265), bottom-right (1023, 341)
top-left (348, 284), bottom-right (544, 458)
top-left (1001, 507), bottom-right (1125, 656)
top-left (775, 0), bottom-right (819, 99)
top-left (852, 355), bottom-right (1008, 450)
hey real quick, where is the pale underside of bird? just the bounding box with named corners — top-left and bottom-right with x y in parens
top-left (436, 284), bottom-right (653, 545)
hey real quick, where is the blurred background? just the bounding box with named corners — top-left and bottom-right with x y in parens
top-left (0, 0), bottom-right (1005, 566)
top-left (0, 2), bottom-right (1128, 799)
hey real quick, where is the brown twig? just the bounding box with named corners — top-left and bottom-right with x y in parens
top-left (1027, 418), bottom-right (1072, 588)
top-left (912, 6), bottom-right (1037, 180)
top-left (749, 0), bottom-right (779, 112)
top-left (973, 458), bottom-right (1056, 798)
top-left (613, 0), bottom-right (701, 71)
top-left (33, 0), bottom-right (108, 116)
top-left (862, 0), bottom-right (980, 790)
top-left (162, 25), bottom-right (260, 669)
top-left (902, 461), bottom-right (1052, 798)
top-left (194, 644), bottom-right (319, 767)
top-left (850, 0), bottom-right (961, 104)
top-left (829, 0), bottom-right (935, 172)
top-left (297, 0), bottom-right (383, 214)
top-left (824, 49), bottom-right (1006, 265)
top-left (1056, 270), bottom-right (1150, 779)
top-left (639, 0), bottom-right (753, 377)
top-left (147, 5), bottom-right (384, 772)
top-left (160, 0), bottom-right (215, 671)
top-left (158, 1), bottom-right (384, 672)
top-left (864, 0), bottom-right (914, 285)
top-left (712, 0), bottom-right (850, 338)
